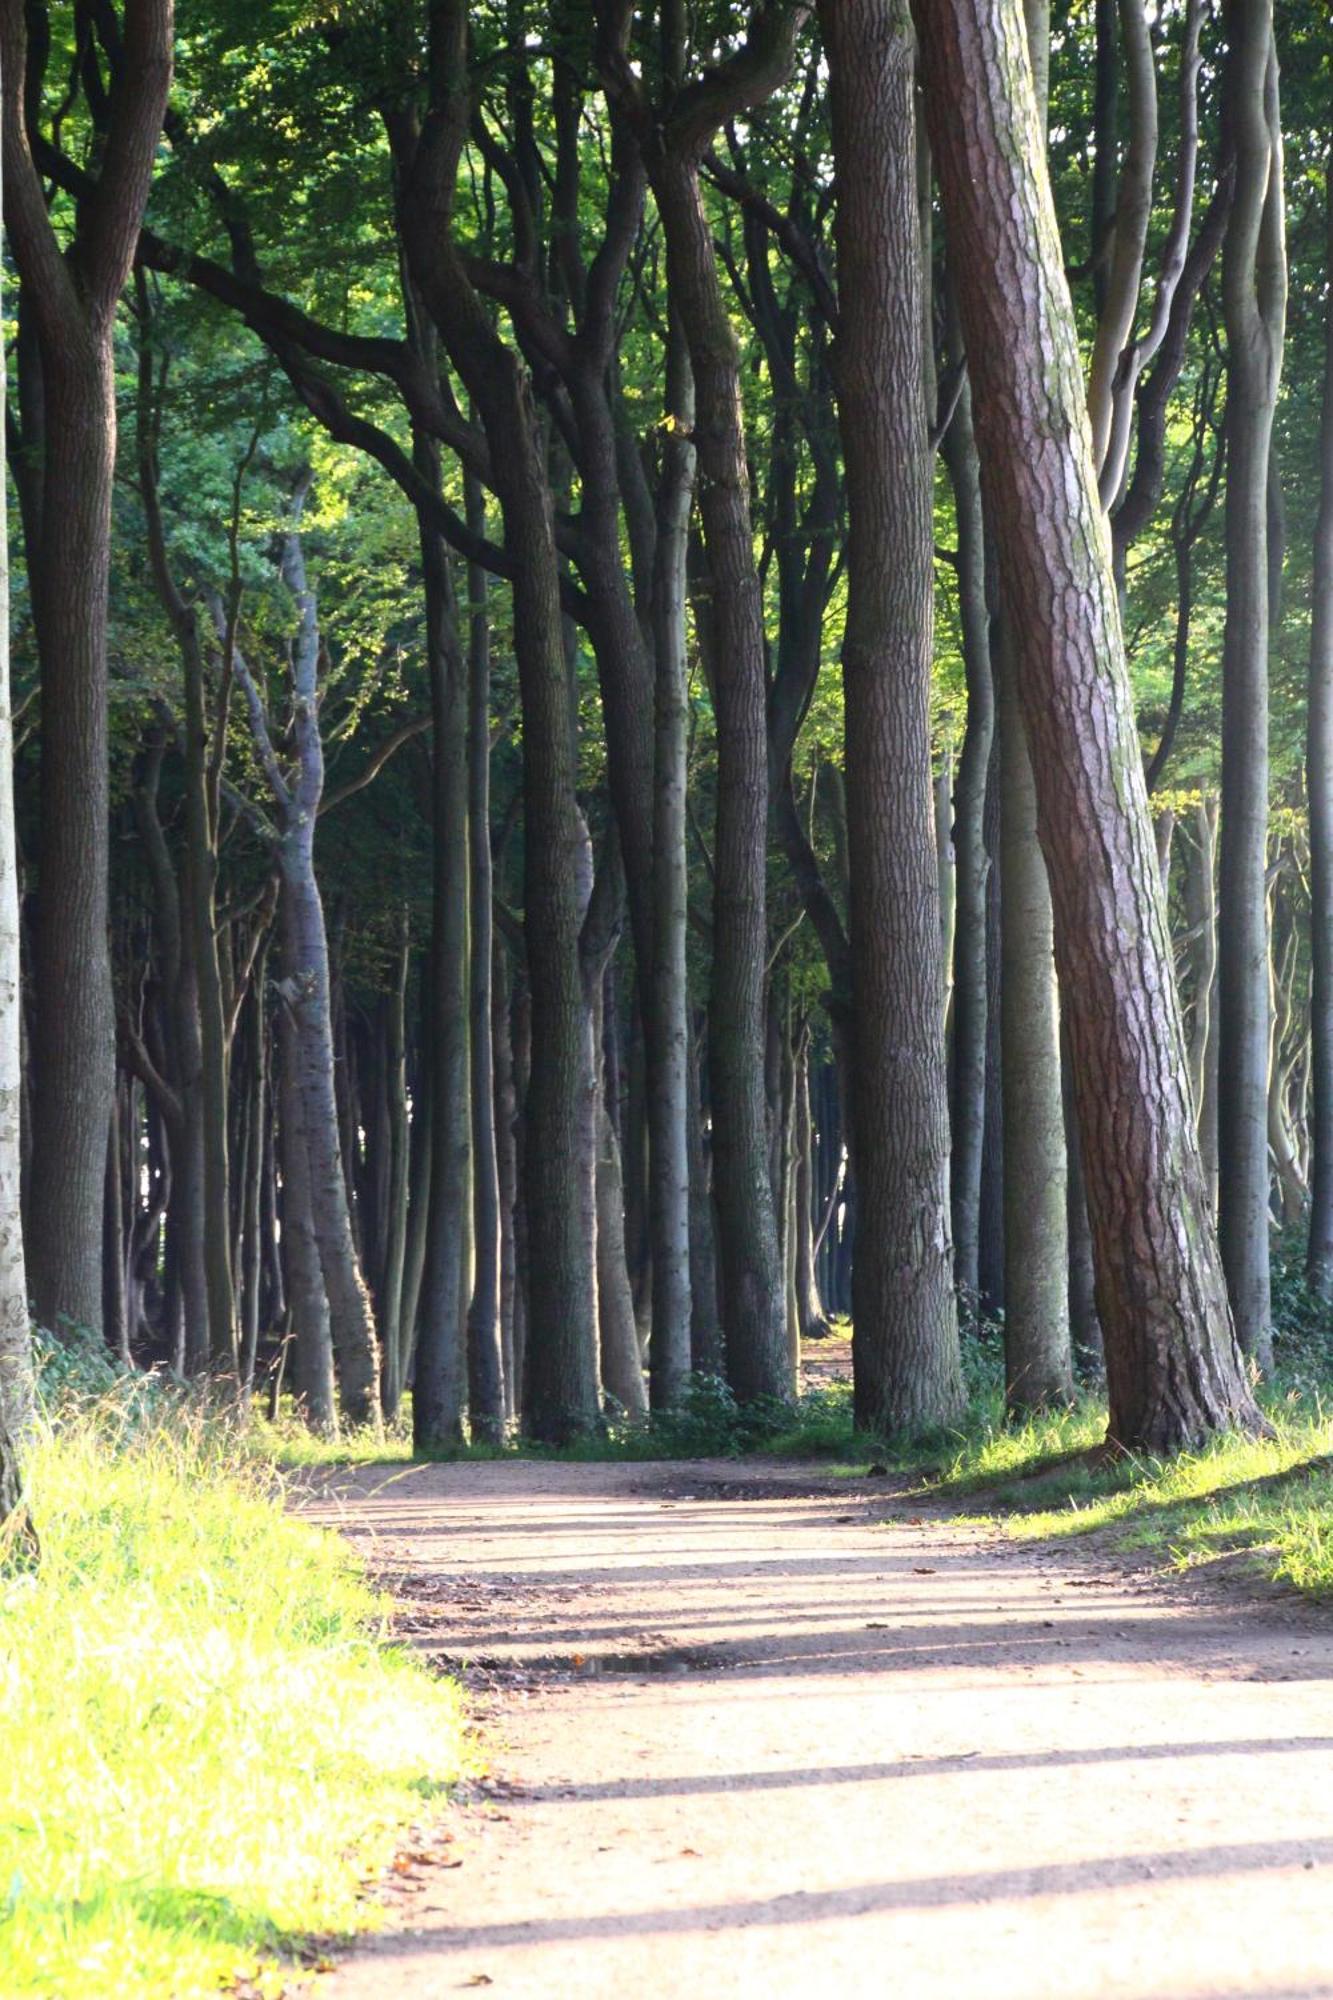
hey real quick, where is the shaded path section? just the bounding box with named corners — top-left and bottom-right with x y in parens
top-left (305, 1460), bottom-right (1333, 2000)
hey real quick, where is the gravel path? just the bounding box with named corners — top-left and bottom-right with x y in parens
top-left (303, 1458), bottom-right (1333, 2000)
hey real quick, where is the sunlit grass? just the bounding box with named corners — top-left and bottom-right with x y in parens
top-left (934, 1395), bottom-right (1333, 1598)
top-left (0, 1391), bottom-right (467, 1999)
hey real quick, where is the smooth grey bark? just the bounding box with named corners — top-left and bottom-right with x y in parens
top-left (413, 475), bottom-right (470, 1450)
top-left (998, 635), bottom-right (1073, 1410)
top-left (687, 1015), bottom-right (725, 1376)
top-left (228, 511), bottom-right (381, 1429)
top-left (821, 0), bottom-right (962, 1432)
top-left (1307, 152), bottom-right (1333, 1296)
top-left (278, 985), bottom-right (337, 1435)
top-left (942, 352), bottom-right (993, 1301)
top-left (379, 928), bottom-right (411, 1422)
top-left (1217, 0), bottom-right (1285, 1371)
top-left (464, 474), bottom-right (505, 1439)
top-left (646, 305), bottom-right (695, 1411)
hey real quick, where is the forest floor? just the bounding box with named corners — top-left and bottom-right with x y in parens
top-left (299, 1453), bottom-right (1333, 2000)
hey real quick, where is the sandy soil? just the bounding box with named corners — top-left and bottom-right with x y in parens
top-left (301, 1457), bottom-right (1333, 2000)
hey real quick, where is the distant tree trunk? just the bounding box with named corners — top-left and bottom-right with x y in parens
top-left (687, 1015), bottom-right (725, 1376)
top-left (493, 938), bottom-right (520, 1420)
top-left (794, 1040), bottom-right (830, 1342)
top-left (279, 994), bottom-right (337, 1435)
top-left (464, 478), bottom-right (505, 1441)
top-left (917, 0), bottom-right (1264, 1449)
top-left (0, 0), bottom-right (173, 1344)
top-left (821, 0), bottom-right (963, 1432)
top-left (646, 305), bottom-right (695, 1410)
top-left (998, 633), bottom-right (1073, 1410)
top-left (1307, 151), bottom-right (1333, 1297)
top-left (379, 926), bottom-right (411, 1422)
top-left (942, 361), bottom-right (993, 1303)
top-left (394, 14), bottom-right (599, 1443)
top-left (1217, 0), bottom-right (1285, 1370)
top-left (413, 482), bottom-right (470, 1450)
top-left (263, 519), bottom-right (381, 1429)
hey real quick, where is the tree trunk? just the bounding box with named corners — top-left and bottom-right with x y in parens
top-left (687, 1014), bottom-right (725, 1377)
top-left (0, 151), bottom-right (33, 1523)
top-left (1307, 150), bottom-right (1333, 1296)
top-left (917, 0), bottom-right (1263, 1449)
top-left (997, 634), bottom-right (1073, 1410)
top-left (1217, 0), bottom-right (1285, 1370)
top-left (821, 0), bottom-right (963, 1433)
top-left (646, 306), bottom-right (695, 1410)
top-left (413, 491), bottom-right (470, 1449)
top-left (464, 480), bottom-right (505, 1442)
top-left (942, 366), bottom-right (994, 1303)
top-left (639, 96), bottom-right (793, 1404)
top-left (1, 0), bottom-right (172, 1345)
top-left (279, 990), bottom-right (337, 1435)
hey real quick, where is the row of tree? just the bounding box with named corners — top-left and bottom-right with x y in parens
top-left (1, 0), bottom-right (1330, 1498)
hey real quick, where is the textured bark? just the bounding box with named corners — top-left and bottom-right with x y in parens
top-left (1217, 0), bottom-right (1284, 1370)
top-left (1, 0), bottom-right (171, 1342)
top-left (917, 0), bottom-right (1262, 1449)
top-left (1308, 154), bottom-right (1333, 1297)
top-left (822, 0), bottom-right (962, 1433)
top-left (378, 932), bottom-right (411, 1422)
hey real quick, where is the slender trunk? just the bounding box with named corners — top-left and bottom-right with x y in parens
top-left (279, 988), bottom-right (337, 1435)
top-left (1307, 152), bottom-right (1333, 1295)
top-left (822, 0), bottom-right (962, 1432)
top-left (464, 479), bottom-right (505, 1441)
top-left (413, 493), bottom-right (470, 1449)
top-left (1217, 0), bottom-right (1284, 1370)
top-left (687, 1013), bottom-right (725, 1376)
top-left (998, 632), bottom-right (1073, 1410)
top-left (646, 307), bottom-right (695, 1409)
top-left (493, 939), bottom-right (520, 1420)
top-left (654, 148), bottom-right (789, 1404)
top-left (917, 0), bottom-right (1263, 1448)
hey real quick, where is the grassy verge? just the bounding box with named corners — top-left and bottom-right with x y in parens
top-left (932, 1397), bottom-right (1333, 1597)
top-left (0, 1375), bottom-right (467, 2000)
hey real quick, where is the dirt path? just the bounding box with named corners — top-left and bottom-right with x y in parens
top-left (304, 1459), bottom-right (1333, 2000)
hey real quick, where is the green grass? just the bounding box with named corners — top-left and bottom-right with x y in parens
top-left (927, 1394), bottom-right (1333, 1598)
top-left (0, 1388), bottom-right (468, 1999)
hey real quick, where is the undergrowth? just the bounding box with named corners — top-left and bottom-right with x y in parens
top-left (0, 1348), bottom-right (467, 1999)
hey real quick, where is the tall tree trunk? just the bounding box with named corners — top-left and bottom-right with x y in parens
top-left (0, 0), bottom-right (172, 1343)
top-left (916, 0), bottom-right (1263, 1449)
top-left (0, 155), bottom-right (33, 1522)
top-left (1307, 150), bottom-right (1333, 1297)
top-left (464, 479), bottom-right (505, 1442)
top-left (279, 994), bottom-right (337, 1435)
top-left (687, 1014), bottom-right (725, 1376)
top-left (395, 17), bottom-right (599, 1443)
top-left (653, 148), bottom-right (789, 1403)
top-left (1217, 0), bottom-right (1285, 1370)
top-left (821, 0), bottom-right (963, 1433)
top-left (269, 522), bottom-right (381, 1429)
top-left (998, 634), bottom-right (1073, 1410)
top-left (943, 364), bottom-right (993, 1303)
top-left (413, 486), bottom-right (471, 1449)
top-left (646, 306), bottom-right (695, 1409)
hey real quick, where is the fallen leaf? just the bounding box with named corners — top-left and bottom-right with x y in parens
top-left (912, 1566), bottom-right (937, 1575)
top-left (463, 1977), bottom-right (494, 1988)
